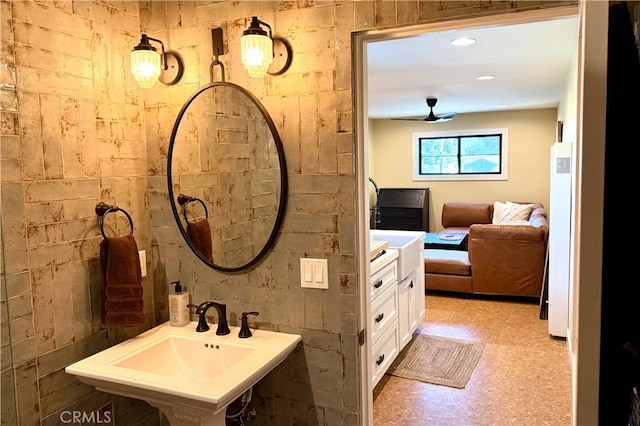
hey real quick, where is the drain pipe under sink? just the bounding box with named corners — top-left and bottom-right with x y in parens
top-left (225, 387), bottom-right (255, 424)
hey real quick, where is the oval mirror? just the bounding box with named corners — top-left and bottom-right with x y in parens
top-left (167, 82), bottom-right (287, 272)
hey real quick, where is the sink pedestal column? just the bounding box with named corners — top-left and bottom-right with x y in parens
top-left (147, 401), bottom-right (227, 426)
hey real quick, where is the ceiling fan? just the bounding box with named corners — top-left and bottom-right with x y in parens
top-left (394, 97), bottom-right (458, 123)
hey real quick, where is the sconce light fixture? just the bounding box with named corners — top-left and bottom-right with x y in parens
top-left (130, 34), bottom-right (184, 89)
top-left (241, 16), bottom-right (292, 78)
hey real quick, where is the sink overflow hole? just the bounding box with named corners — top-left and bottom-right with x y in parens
top-left (204, 344), bottom-right (220, 349)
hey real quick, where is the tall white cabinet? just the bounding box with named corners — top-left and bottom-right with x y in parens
top-left (548, 142), bottom-right (572, 338)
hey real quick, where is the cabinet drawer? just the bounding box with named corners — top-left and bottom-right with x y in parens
top-left (371, 319), bottom-right (399, 388)
top-left (371, 260), bottom-right (397, 300)
top-left (371, 284), bottom-right (398, 344)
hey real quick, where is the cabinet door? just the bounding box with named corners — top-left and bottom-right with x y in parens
top-left (398, 271), bottom-right (417, 349)
top-left (415, 258), bottom-right (425, 324)
top-left (407, 271), bottom-right (419, 335)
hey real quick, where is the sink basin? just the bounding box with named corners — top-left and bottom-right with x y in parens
top-left (370, 230), bottom-right (426, 279)
top-left (66, 322), bottom-right (301, 426)
top-left (113, 335), bottom-right (253, 382)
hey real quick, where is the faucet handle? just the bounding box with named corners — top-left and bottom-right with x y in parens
top-left (238, 311), bottom-right (260, 338)
top-left (186, 303), bottom-right (210, 332)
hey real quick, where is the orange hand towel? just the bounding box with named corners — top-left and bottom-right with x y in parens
top-left (187, 219), bottom-right (213, 262)
top-left (99, 234), bottom-right (145, 327)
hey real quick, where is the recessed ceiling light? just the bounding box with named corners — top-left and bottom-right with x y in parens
top-left (476, 75), bottom-right (495, 80)
top-left (499, 104), bottom-right (511, 108)
top-left (450, 37), bottom-right (477, 46)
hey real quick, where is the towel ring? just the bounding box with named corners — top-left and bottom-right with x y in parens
top-left (95, 202), bottom-right (134, 239)
top-left (178, 194), bottom-right (209, 224)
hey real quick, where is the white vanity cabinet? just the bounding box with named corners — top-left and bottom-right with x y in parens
top-left (370, 249), bottom-right (399, 387)
top-left (369, 230), bottom-right (426, 386)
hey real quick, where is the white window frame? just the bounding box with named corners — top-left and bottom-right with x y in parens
top-left (412, 127), bottom-right (509, 181)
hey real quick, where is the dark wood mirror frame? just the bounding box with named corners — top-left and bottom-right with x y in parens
top-left (167, 81), bottom-right (288, 272)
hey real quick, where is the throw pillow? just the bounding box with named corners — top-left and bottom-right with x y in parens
top-left (492, 201), bottom-right (507, 224)
top-left (499, 202), bottom-right (534, 223)
top-left (498, 220), bottom-right (531, 226)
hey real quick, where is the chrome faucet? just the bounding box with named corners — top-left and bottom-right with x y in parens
top-left (187, 301), bottom-right (231, 335)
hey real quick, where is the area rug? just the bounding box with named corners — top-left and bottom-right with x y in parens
top-left (387, 334), bottom-right (484, 388)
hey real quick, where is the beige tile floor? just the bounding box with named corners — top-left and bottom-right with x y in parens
top-left (373, 293), bottom-right (572, 426)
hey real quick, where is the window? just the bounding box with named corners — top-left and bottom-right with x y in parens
top-left (412, 128), bottom-right (508, 181)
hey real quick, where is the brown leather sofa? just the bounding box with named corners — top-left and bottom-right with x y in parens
top-left (425, 202), bottom-right (549, 298)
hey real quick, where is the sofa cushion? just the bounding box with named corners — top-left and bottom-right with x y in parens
top-left (424, 249), bottom-right (471, 276)
top-left (442, 202), bottom-right (492, 228)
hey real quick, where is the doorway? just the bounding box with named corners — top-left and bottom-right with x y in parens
top-left (353, 4), bottom-right (607, 424)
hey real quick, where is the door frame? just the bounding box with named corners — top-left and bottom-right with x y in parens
top-left (570, 1), bottom-right (608, 424)
top-left (353, 3), bottom-right (604, 424)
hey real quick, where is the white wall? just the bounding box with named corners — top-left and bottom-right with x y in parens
top-left (370, 108), bottom-right (557, 231)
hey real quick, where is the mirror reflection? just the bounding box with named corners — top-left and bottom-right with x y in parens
top-left (167, 82), bottom-right (287, 272)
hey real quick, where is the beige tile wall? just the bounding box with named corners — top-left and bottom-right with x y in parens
top-left (1, 1), bottom-right (574, 425)
top-left (1, 0), bottom-right (160, 424)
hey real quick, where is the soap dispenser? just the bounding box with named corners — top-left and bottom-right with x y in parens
top-left (169, 281), bottom-right (190, 327)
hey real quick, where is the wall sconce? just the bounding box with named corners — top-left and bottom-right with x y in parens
top-left (240, 16), bottom-right (292, 78)
top-left (130, 34), bottom-right (184, 89)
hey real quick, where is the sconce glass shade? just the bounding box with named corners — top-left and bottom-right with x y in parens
top-left (241, 33), bottom-right (273, 77)
top-left (241, 17), bottom-right (274, 78)
top-left (131, 35), bottom-right (161, 88)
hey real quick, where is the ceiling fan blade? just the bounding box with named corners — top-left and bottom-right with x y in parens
top-left (390, 117), bottom-right (430, 121)
top-left (436, 112), bottom-right (457, 121)
top-left (389, 99), bottom-right (458, 122)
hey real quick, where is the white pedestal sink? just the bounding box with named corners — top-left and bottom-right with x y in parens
top-left (66, 322), bottom-right (301, 426)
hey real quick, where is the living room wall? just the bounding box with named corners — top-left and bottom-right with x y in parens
top-left (369, 108), bottom-right (556, 231)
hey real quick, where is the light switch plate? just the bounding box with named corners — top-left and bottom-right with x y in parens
top-left (556, 157), bottom-right (570, 174)
top-left (300, 258), bottom-right (328, 289)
